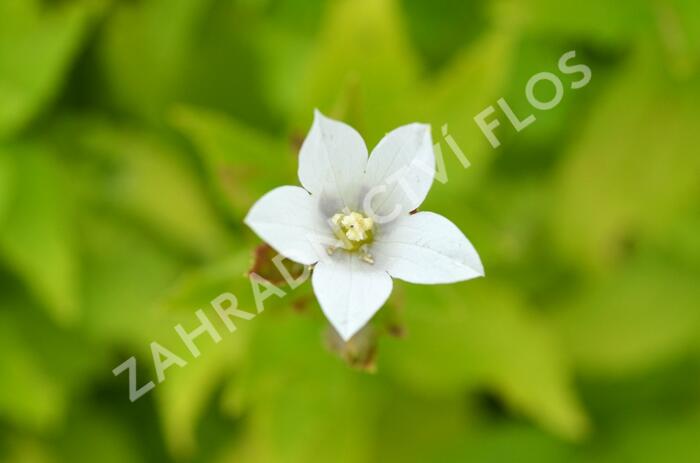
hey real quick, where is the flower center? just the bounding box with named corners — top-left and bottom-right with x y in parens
top-left (329, 211), bottom-right (375, 263)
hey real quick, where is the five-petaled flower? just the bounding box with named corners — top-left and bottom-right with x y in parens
top-left (245, 110), bottom-right (484, 341)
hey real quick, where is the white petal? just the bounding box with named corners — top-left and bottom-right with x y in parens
top-left (244, 186), bottom-right (333, 265)
top-left (312, 252), bottom-right (393, 341)
top-left (363, 123), bottom-right (434, 219)
top-left (298, 110), bottom-right (368, 209)
top-left (373, 212), bottom-right (484, 284)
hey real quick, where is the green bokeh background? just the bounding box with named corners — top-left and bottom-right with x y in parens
top-left (1, 0), bottom-right (699, 461)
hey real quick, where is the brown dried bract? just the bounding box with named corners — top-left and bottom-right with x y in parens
top-left (248, 243), bottom-right (306, 286)
top-left (324, 324), bottom-right (378, 373)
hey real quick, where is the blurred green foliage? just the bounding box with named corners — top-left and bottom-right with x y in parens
top-left (1, 0), bottom-right (699, 461)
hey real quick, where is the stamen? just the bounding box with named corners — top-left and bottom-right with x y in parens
top-left (329, 210), bottom-right (375, 256)
top-left (360, 247), bottom-right (374, 264)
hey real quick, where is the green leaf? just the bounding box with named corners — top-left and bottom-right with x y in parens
top-left (68, 118), bottom-right (231, 259)
top-left (226, 315), bottom-right (379, 463)
top-left (418, 29), bottom-right (518, 201)
top-left (431, 423), bottom-right (572, 463)
top-left (56, 409), bottom-right (147, 463)
top-left (0, 286), bottom-right (107, 432)
top-left (555, 255), bottom-right (700, 377)
top-left (153, 252), bottom-right (255, 457)
top-left (171, 105), bottom-right (294, 221)
top-left (381, 280), bottom-right (588, 440)
top-left (254, 1), bottom-right (325, 121)
top-left (0, 311), bottom-right (65, 431)
top-left (0, 143), bottom-right (78, 324)
top-left (550, 45), bottom-right (700, 273)
top-left (298, 0), bottom-right (421, 142)
top-left (154, 249), bottom-right (318, 458)
top-left (2, 433), bottom-right (55, 463)
top-left (0, 149), bottom-right (14, 223)
top-left (580, 413), bottom-right (700, 463)
top-left (401, 0), bottom-right (489, 70)
top-left (515, 0), bottom-right (652, 46)
top-left (78, 212), bottom-right (184, 346)
top-left (0, 0), bottom-right (102, 139)
top-left (96, 0), bottom-right (213, 120)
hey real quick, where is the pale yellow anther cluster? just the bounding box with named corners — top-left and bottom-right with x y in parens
top-left (331, 211), bottom-right (374, 250)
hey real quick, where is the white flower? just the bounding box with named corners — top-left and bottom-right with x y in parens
top-left (245, 110), bottom-right (484, 341)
